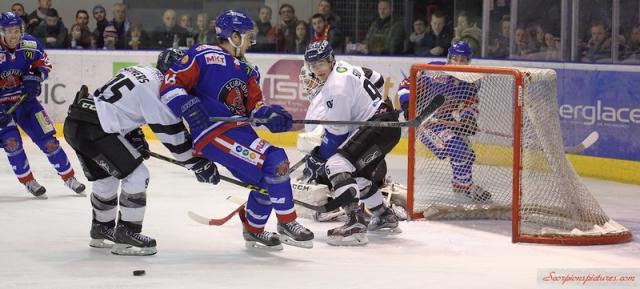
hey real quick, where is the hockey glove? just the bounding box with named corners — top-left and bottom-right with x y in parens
top-left (0, 105), bottom-right (11, 127)
top-left (124, 128), bottom-right (150, 159)
top-left (252, 104), bottom-right (293, 133)
top-left (191, 158), bottom-right (220, 184)
top-left (303, 146), bottom-right (327, 182)
top-left (400, 101), bottom-right (410, 121)
top-left (22, 73), bottom-right (43, 101)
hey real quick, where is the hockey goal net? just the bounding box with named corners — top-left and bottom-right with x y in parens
top-left (406, 64), bottom-right (632, 245)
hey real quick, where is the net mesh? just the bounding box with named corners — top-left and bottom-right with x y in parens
top-left (409, 65), bottom-right (630, 241)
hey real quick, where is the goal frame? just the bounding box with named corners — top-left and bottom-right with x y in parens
top-left (406, 64), bottom-right (632, 245)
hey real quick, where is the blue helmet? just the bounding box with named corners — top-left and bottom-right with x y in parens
top-left (156, 48), bottom-right (185, 73)
top-left (304, 40), bottom-right (334, 64)
top-left (215, 10), bottom-right (254, 43)
top-left (0, 12), bottom-right (23, 31)
top-left (447, 40), bottom-right (472, 64)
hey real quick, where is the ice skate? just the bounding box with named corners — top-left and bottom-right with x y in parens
top-left (453, 183), bottom-right (492, 203)
top-left (24, 179), bottom-right (47, 199)
top-left (368, 206), bottom-right (402, 234)
top-left (327, 202), bottom-right (368, 246)
top-left (277, 221), bottom-right (314, 249)
top-left (243, 228), bottom-right (283, 251)
top-left (110, 223), bottom-right (157, 256)
top-left (64, 176), bottom-right (86, 196)
top-left (89, 222), bottom-right (116, 248)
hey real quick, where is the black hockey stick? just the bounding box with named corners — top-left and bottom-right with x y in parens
top-left (6, 94), bottom-right (27, 114)
top-left (210, 94), bottom-right (445, 128)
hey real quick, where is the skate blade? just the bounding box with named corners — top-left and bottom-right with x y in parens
top-left (315, 211), bottom-right (347, 222)
top-left (279, 235), bottom-right (313, 249)
top-left (245, 241), bottom-right (283, 251)
top-left (33, 193), bottom-right (48, 200)
top-left (89, 238), bottom-right (114, 248)
top-left (75, 192), bottom-right (87, 197)
top-left (369, 226), bottom-right (403, 235)
top-left (110, 243), bottom-right (157, 256)
top-left (327, 233), bottom-right (368, 246)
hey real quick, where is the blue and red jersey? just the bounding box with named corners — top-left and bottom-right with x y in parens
top-left (0, 34), bottom-right (51, 104)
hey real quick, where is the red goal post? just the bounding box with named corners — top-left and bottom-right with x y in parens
top-left (406, 64), bottom-right (632, 245)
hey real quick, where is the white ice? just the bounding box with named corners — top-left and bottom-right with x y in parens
top-left (1, 140), bottom-right (638, 289)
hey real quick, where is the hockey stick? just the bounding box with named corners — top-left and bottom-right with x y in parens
top-left (188, 158), bottom-right (307, 226)
top-left (564, 131), bottom-right (599, 154)
top-left (210, 94), bottom-right (445, 128)
top-left (6, 94), bottom-right (27, 114)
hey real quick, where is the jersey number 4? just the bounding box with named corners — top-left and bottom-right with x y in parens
top-left (94, 73), bottom-right (135, 104)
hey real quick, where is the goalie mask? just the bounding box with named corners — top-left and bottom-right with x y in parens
top-left (299, 65), bottom-right (323, 100)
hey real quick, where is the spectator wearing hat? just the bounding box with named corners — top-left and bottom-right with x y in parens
top-left (92, 4), bottom-right (110, 49)
top-left (32, 8), bottom-right (68, 48)
top-left (26, 0), bottom-right (52, 34)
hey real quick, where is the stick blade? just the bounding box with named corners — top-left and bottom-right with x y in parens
top-left (564, 131), bottom-right (599, 154)
top-left (187, 211), bottom-right (215, 225)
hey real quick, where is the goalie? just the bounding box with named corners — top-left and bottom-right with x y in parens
top-left (397, 40), bottom-right (491, 202)
top-left (299, 40), bottom-right (403, 246)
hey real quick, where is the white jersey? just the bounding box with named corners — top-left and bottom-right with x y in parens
top-left (315, 61), bottom-right (382, 136)
top-left (93, 65), bottom-right (195, 166)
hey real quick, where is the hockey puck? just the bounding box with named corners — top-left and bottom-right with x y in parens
top-left (133, 270), bottom-right (146, 276)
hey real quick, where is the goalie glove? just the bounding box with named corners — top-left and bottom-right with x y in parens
top-left (190, 158), bottom-right (220, 184)
top-left (303, 146), bottom-right (327, 182)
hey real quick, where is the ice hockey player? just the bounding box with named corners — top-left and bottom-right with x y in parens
top-left (297, 63), bottom-right (408, 224)
top-left (0, 12), bottom-right (85, 199)
top-left (301, 40), bottom-right (403, 246)
top-left (159, 10), bottom-right (313, 251)
top-left (397, 40), bottom-right (491, 202)
top-left (63, 49), bottom-right (220, 256)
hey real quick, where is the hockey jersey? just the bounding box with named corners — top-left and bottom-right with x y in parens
top-left (0, 34), bottom-right (51, 103)
top-left (91, 65), bottom-right (196, 166)
top-left (159, 44), bottom-right (263, 141)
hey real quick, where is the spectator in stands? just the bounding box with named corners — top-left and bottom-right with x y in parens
top-left (623, 24), bottom-right (640, 61)
top-left (73, 10), bottom-right (93, 49)
top-left (179, 14), bottom-right (194, 35)
top-left (103, 24), bottom-right (118, 50)
top-left (253, 5), bottom-right (276, 52)
top-left (365, 0), bottom-right (405, 55)
top-left (452, 11), bottom-right (482, 56)
top-left (543, 32), bottom-right (560, 60)
top-left (126, 23), bottom-right (150, 50)
top-left (276, 3), bottom-right (298, 52)
top-left (92, 4), bottom-right (109, 49)
top-left (581, 22), bottom-right (612, 62)
top-left (193, 13), bottom-right (216, 45)
top-left (530, 23), bottom-right (546, 53)
top-left (513, 26), bottom-right (534, 58)
top-left (317, 0), bottom-right (341, 29)
top-left (32, 8), bottom-right (67, 48)
top-left (408, 19), bottom-right (428, 55)
top-left (151, 9), bottom-right (189, 49)
top-left (111, 3), bottom-right (129, 49)
top-left (26, 0), bottom-right (52, 34)
top-left (285, 20), bottom-right (310, 54)
top-left (310, 13), bottom-right (344, 53)
top-left (421, 11), bottom-right (452, 57)
top-left (10, 3), bottom-right (28, 23)
top-left (488, 15), bottom-right (510, 59)
top-left (66, 24), bottom-right (84, 49)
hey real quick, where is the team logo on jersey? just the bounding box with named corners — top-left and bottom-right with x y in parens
top-left (219, 78), bottom-right (248, 115)
top-left (20, 40), bottom-right (37, 50)
top-left (250, 139), bottom-right (271, 154)
top-left (336, 67), bottom-right (347, 73)
top-left (204, 53), bottom-right (225, 66)
top-left (232, 143), bottom-right (261, 166)
top-left (326, 100), bottom-right (333, 108)
top-left (180, 55), bottom-right (189, 64)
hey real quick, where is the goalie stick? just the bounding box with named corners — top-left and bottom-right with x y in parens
top-left (210, 94), bottom-right (445, 128)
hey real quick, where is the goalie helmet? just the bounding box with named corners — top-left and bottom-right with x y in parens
top-left (299, 65), bottom-right (323, 100)
top-left (447, 40), bottom-right (472, 64)
top-left (156, 48), bottom-right (185, 73)
top-left (215, 10), bottom-right (255, 45)
top-left (304, 40), bottom-right (334, 64)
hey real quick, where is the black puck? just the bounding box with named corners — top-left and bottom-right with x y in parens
top-left (133, 270), bottom-right (146, 276)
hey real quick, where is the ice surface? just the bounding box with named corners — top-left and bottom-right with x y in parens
top-left (0, 141), bottom-right (638, 289)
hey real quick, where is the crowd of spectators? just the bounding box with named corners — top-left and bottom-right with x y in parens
top-left (5, 0), bottom-right (640, 63)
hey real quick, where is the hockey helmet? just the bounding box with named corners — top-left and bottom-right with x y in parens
top-left (304, 40), bottom-right (334, 64)
top-left (156, 48), bottom-right (185, 73)
top-left (0, 12), bottom-right (23, 35)
top-left (215, 10), bottom-right (255, 45)
top-left (299, 65), bottom-right (324, 100)
top-left (447, 40), bottom-right (472, 64)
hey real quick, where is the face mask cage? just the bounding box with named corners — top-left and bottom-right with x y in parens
top-left (299, 66), bottom-right (324, 101)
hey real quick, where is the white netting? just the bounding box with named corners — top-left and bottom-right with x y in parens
top-left (408, 65), bottom-right (631, 243)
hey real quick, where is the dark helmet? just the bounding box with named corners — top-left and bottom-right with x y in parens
top-left (214, 10), bottom-right (255, 44)
top-left (447, 40), bottom-right (472, 64)
top-left (304, 40), bottom-right (334, 64)
top-left (156, 48), bottom-right (185, 73)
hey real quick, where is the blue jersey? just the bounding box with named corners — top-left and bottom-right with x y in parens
top-left (0, 34), bottom-right (51, 104)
